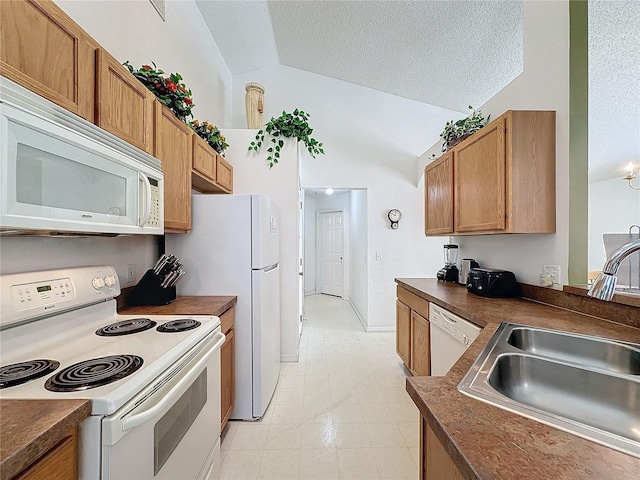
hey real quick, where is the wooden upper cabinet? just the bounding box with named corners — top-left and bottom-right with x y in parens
top-left (154, 102), bottom-right (192, 233)
top-left (95, 48), bottom-right (154, 153)
top-left (425, 152), bottom-right (454, 235)
top-left (192, 133), bottom-right (217, 189)
top-left (424, 110), bottom-right (556, 236)
top-left (454, 116), bottom-right (506, 233)
top-left (215, 156), bottom-right (233, 193)
top-left (0, 0), bottom-right (97, 121)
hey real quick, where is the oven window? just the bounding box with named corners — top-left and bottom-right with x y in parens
top-left (154, 369), bottom-right (207, 475)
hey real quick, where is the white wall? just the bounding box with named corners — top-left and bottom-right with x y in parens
top-left (303, 195), bottom-right (317, 295)
top-left (0, 236), bottom-right (157, 288)
top-left (232, 66), bottom-right (456, 330)
top-left (588, 177), bottom-right (640, 271)
top-left (222, 131), bottom-right (301, 362)
top-left (419, 1), bottom-right (571, 287)
top-left (55, 0), bottom-right (232, 125)
top-left (349, 190), bottom-right (368, 326)
top-left (2, 1), bottom-right (232, 284)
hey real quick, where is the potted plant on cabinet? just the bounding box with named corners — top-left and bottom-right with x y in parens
top-left (440, 105), bottom-right (489, 152)
top-left (123, 61), bottom-right (194, 122)
top-left (189, 120), bottom-right (229, 156)
top-left (248, 109), bottom-right (324, 168)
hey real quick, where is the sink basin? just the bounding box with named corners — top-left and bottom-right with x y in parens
top-left (459, 323), bottom-right (640, 458)
top-left (507, 327), bottom-right (640, 375)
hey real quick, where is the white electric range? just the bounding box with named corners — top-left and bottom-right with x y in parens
top-left (0, 266), bottom-right (224, 479)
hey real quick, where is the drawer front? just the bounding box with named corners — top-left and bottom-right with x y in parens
top-left (220, 306), bottom-right (235, 334)
top-left (15, 429), bottom-right (77, 480)
top-left (397, 286), bottom-right (430, 319)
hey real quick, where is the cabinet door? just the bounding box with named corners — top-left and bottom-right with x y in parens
top-left (0, 0), bottom-right (96, 121)
top-left (424, 153), bottom-right (454, 235)
top-left (454, 116), bottom-right (506, 232)
top-left (95, 48), bottom-right (154, 153)
top-left (220, 327), bottom-right (235, 431)
top-left (15, 428), bottom-right (77, 480)
top-left (396, 300), bottom-right (411, 368)
top-left (192, 134), bottom-right (217, 184)
top-left (411, 311), bottom-right (430, 376)
top-left (423, 419), bottom-right (464, 480)
top-left (154, 102), bottom-right (192, 233)
top-left (215, 155), bottom-right (234, 193)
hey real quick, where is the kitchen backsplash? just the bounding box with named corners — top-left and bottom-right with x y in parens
top-left (0, 236), bottom-right (157, 287)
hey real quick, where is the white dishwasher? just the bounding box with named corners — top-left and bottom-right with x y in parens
top-left (429, 303), bottom-right (482, 376)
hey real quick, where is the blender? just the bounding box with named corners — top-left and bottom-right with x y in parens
top-left (437, 244), bottom-right (459, 282)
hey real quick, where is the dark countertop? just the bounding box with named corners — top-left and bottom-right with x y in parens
top-left (0, 399), bottom-right (91, 479)
top-left (119, 295), bottom-right (237, 317)
top-left (396, 278), bottom-right (640, 480)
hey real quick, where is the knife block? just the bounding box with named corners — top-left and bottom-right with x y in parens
top-left (126, 269), bottom-right (177, 306)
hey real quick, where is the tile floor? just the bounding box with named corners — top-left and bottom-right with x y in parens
top-left (220, 294), bottom-right (420, 480)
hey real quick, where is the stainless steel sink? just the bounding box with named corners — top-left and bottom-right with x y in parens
top-left (458, 323), bottom-right (640, 458)
top-left (507, 327), bottom-right (640, 375)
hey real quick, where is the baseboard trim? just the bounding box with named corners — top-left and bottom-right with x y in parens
top-left (365, 325), bottom-right (395, 333)
top-left (347, 297), bottom-right (369, 332)
top-left (280, 353), bottom-right (299, 362)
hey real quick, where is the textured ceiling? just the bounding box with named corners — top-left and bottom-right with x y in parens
top-left (197, 0), bottom-right (523, 112)
top-left (588, 0), bottom-right (640, 182)
top-left (196, 0), bottom-right (637, 182)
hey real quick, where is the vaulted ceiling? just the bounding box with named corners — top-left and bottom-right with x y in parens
top-left (196, 1), bottom-right (639, 182)
top-left (196, 0), bottom-right (523, 112)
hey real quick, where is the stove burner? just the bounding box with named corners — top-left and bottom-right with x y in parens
top-left (157, 319), bottom-right (202, 333)
top-left (96, 318), bottom-right (157, 336)
top-left (0, 360), bottom-right (60, 389)
top-left (44, 355), bottom-right (143, 392)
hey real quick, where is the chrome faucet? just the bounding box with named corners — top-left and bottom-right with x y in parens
top-left (587, 239), bottom-right (640, 301)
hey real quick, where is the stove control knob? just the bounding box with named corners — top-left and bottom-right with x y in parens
top-left (92, 277), bottom-right (105, 289)
top-left (104, 275), bottom-right (117, 287)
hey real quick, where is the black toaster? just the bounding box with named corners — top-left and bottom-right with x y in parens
top-left (466, 268), bottom-right (520, 298)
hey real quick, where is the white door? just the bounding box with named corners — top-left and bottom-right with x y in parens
top-left (320, 211), bottom-right (344, 297)
top-left (298, 190), bottom-right (304, 335)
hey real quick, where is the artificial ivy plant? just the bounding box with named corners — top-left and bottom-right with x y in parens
top-left (440, 106), bottom-right (490, 152)
top-left (248, 109), bottom-right (324, 168)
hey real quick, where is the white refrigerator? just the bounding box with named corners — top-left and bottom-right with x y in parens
top-left (166, 194), bottom-right (280, 420)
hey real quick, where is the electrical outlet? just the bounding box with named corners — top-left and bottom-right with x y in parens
top-left (543, 265), bottom-right (560, 285)
top-left (127, 264), bottom-right (136, 283)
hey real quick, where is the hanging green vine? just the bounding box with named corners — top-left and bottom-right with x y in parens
top-left (248, 109), bottom-right (324, 168)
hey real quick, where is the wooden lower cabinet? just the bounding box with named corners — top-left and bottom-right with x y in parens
top-left (396, 286), bottom-right (430, 376)
top-left (15, 428), bottom-right (77, 480)
top-left (421, 418), bottom-right (464, 480)
top-left (396, 300), bottom-right (411, 367)
top-left (220, 307), bottom-right (235, 431)
top-left (411, 311), bottom-right (430, 376)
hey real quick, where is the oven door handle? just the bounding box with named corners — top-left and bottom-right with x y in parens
top-left (122, 331), bottom-right (225, 432)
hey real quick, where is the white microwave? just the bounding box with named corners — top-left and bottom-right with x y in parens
top-left (0, 78), bottom-right (164, 236)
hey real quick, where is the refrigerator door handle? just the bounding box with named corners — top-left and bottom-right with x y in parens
top-left (258, 263), bottom-right (279, 273)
